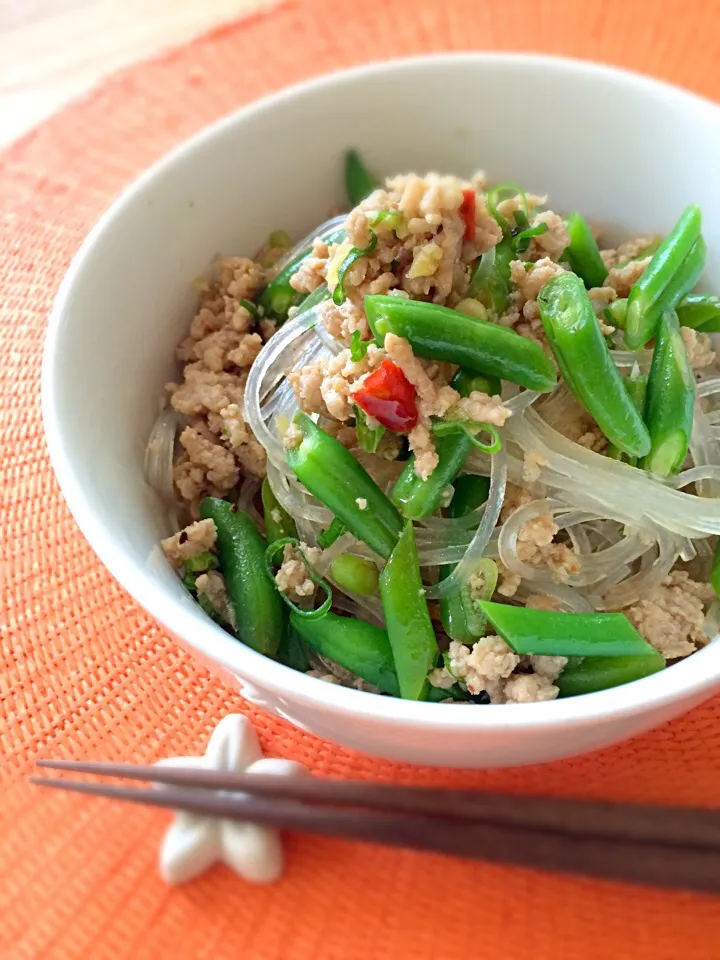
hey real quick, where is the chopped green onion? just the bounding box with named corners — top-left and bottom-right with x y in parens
top-left (333, 231), bottom-right (378, 306)
top-left (265, 538), bottom-right (332, 620)
top-left (239, 298), bottom-right (260, 318)
top-left (487, 182), bottom-right (529, 235)
top-left (350, 330), bottom-right (371, 362)
top-left (368, 209), bottom-right (405, 231)
top-left (513, 221), bottom-right (548, 256)
top-left (432, 419), bottom-right (502, 454)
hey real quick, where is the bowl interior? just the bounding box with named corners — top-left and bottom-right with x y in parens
top-left (44, 54), bottom-right (720, 728)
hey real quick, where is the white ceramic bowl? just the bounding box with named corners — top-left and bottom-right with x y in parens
top-left (43, 54), bottom-right (720, 767)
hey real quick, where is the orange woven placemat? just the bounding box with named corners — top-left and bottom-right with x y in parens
top-left (3, 0), bottom-right (720, 957)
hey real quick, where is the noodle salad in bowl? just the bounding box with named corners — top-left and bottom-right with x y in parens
top-left (147, 149), bottom-right (720, 707)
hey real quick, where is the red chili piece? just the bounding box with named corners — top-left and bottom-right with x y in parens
top-left (354, 360), bottom-right (418, 432)
top-left (460, 188), bottom-right (476, 243)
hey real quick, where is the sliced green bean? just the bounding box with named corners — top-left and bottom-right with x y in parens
top-left (625, 205), bottom-right (702, 349)
top-left (291, 610), bottom-right (400, 695)
top-left (286, 413), bottom-right (402, 559)
top-left (563, 212), bottom-right (608, 289)
top-left (479, 601), bottom-right (658, 658)
top-left (258, 228), bottom-right (345, 321)
top-left (345, 149), bottom-right (378, 206)
top-left (199, 499), bottom-right (284, 655)
top-left (448, 474), bottom-right (490, 518)
top-left (450, 368), bottom-right (502, 398)
top-left (330, 554), bottom-right (379, 596)
top-left (379, 521), bottom-right (439, 700)
top-left (557, 652), bottom-right (665, 697)
top-left (467, 234), bottom-right (513, 314)
top-left (711, 539), bottom-right (720, 597)
top-left (676, 294), bottom-right (720, 332)
top-left (537, 273), bottom-right (650, 459)
top-left (441, 558), bottom-right (498, 644)
top-left (640, 310), bottom-right (695, 477)
top-left (261, 477), bottom-right (297, 544)
top-left (607, 364), bottom-right (646, 464)
top-left (365, 294), bottom-right (556, 392)
top-left (277, 627), bottom-right (311, 672)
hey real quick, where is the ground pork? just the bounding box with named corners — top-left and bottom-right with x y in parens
top-left (161, 518), bottom-right (217, 568)
top-left (383, 334), bottom-right (458, 419)
top-left (177, 424), bottom-right (239, 495)
top-left (503, 674), bottom-right (560, 704)
top-left (501, 258), bottom-right (568, 341)
top-left (522, 450), bottom-right (549, 484)
top-left (283, 422), bottom-right (304, 451)
top-left (681, 326), bottom-right (716, 371)
top-left (195, 570), bottom-right (235, 627)
top-left (455, 391), bottom-right (512, 427)
top-left (606, 257), bottom-right (651, 298)
top-left (525, 594), bottom-right (562, 612)
top-left (623, 570), bottom-right (714, 659)
top-left (274, 543), bottom-right (323, 602)
top-left (428, 636), bottom-right (561, 704)
top-left (289, 238), bottom-right (329, 293)
top-left (314, 174), bottom-right (498, 325)
top-left (306, 670), bottom-right (342, 685)
top-left (289, 344), bottom-right (386, 421)
top-left (500, 482), bottom-right (534, 523)
top-left (319, 297), bottom-right (369, 340)
top-left (408, 423), bottom-right (438, 481)
top-left (167, 253), bottom-right (274, 511)
top-left (527, 210), bottom-right (570, 262)
top-left (516, 513), bottom-right (579, 582)
top-left (496, 560), bottom-right (522, 598)
top-left (495, 193), bottom-right (547, 220)
top-left (600, 236), bottom-right (656, 270)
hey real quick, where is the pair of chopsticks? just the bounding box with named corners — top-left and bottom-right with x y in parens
top-left (32, 760), bottom-right (720, 894)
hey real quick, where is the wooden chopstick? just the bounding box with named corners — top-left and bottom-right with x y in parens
top-left (30, 772), bottom-right (720, 894)
top-left (35, 759), bottom-right (720, 850)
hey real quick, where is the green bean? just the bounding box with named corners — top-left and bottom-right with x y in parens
top-left (345, 149), bottom-right (378, 206)
top-left (557, 652), bottom-right (665, 697)
top-left (199, 499), bottom-right (284, 655)
top-left (261, 477), bottom-right (297, 544)
top-left (330, 554), bottom-right (379, 596)
top-left (450, 368), bottom-right (502, 398)
top-left (258, 228), bottom-right (345, 321)
top-left (390, 367), bottom-right (482, 521)
top-left (317, 517), bottom-right (346, 549)
top-left (563, 212), bottom-right (608, 289)
top-left (639, 310), bottom-right (695, 477)
top-left (479, 601), bottom-right (658, 657)
top-left (365, 294), bottom-right (556, 392)
top-left (605, 297), bottom-right (627, 330)
top-left (537, 273), bottom-right (650, 459)
top-left (183, 551), bottom-right (218, 573)
top-left (448, 474), bottom-right (490, 518)
top-left (467, 234), bottom-right (514, 313)
top-left (711, 539), bottom-right (720, 597)
top-left (391, 431), bottom-right (472, 521)
top-left (625, 205), bottom-right (702, 348)
top-left (291, 610), bottom-right (400, 695)
top-left (286, 413), bottom-right (402, 559)
top-left (379, 521), bottom-right (439, 700)
top-left (441, 558), bottom-right (498, 644)
top-left (277, 627), bottom-right (311, 672)
top-left (676, 294), bottom-right (720, 332)
top-left (290, 610), bottom-right (468, 701)
top-left (606, 364), bottom-right (646, 464)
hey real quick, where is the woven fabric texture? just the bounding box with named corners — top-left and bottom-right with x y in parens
top-left (3, 0), bottom-right (720, 957)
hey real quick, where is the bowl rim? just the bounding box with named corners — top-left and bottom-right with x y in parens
top-left (43, 50), bottom-right (720, 733)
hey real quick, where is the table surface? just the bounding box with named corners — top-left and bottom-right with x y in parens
top-left (0, 0), bottom-right (269, 147)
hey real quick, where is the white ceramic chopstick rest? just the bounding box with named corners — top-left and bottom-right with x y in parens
top-left (156, 713), bottom-right (307, 884)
